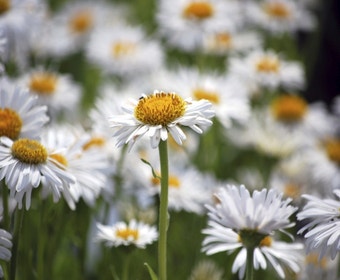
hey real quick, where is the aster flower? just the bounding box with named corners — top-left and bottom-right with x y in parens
top-left (95, 219), bottom-right (158, 249)
top-left (0, 78), bottom-right (49, 140)
top-left (109, 90), bottom-right (214, 150)
top-left (297, 190), bottom-right (340, 260)
top-left (0, 136), bottom-right (75, 209)
top-left (156, 0), bottom-right (243, 51)
top-left (0, 228), bottom-right (12, 278)
top-left (202, 184), bottom-right (301, 279)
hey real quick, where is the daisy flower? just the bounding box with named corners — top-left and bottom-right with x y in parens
top-left (0, 228), bottom-right (12, 278)
top-left (156, 0), bottom-right (243, 51)
top-left (297, 190), bottom-right (340, 260)
top-left (17, 68), bottom-right (82, 120)
top-left (246, 0), bottom-right (316, 34)
top-left (202, 184), bottom-right (302, 279)
top-left (86, 24), bottom-right (164, 78)
top-left (0, 136), bottom-right (75, 209)
top-left (95, 219), bottom-right (158, 249)
top-left (228, 49), bottom-right (305, 94)
top-left (109, 90), bottom-right (214, 150)
top-left (0, 78), bottom-right (49, 140)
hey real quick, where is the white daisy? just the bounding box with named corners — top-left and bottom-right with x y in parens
top-left (228, 49), bottom-right (305, 94)
top-left (297, 190), bottom-right (340, 260)
top-left (152, 68), bottom-right (250, 129)
top-left (17, 68), bottom-right (82, 120)
top-left (0, 136), bottom-right (75, 209)
top-left (156, 0), bottom-right (243, 51)
top-left (109, 90), bottom-right (214, 150)
top-left (0, 77), bottom-right (49, 140)
top-left (85, 24), bottom-right (164, 78)
top-left (0, 228), bottom-right (12, 278)
top-left (95, 219), bottom-right (158, 249)
top-left (246, 0), bottom-right (316, 34)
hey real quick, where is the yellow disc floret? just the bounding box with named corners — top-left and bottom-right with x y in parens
top-left (116, 228), bottom-right (139, 241)
top-left (264, 1), bottom-right (291, 19)
top-left (183, 1), bottom-right (214, 20)
top-left (256, 56), bottom-right (280, 73)
top-left (193, 88), bottom-right (220, 104)
top-left (0, 0), bottom-right (10, 15)
top-left (151, 173), bottom-right (181, 188)
top-left (11, 139), bottom-right (48, 164)
top-left (29, 72), bottom-right (58, 95)
top-left (69, 10), bottom-right (93, 33)
top-left (0, 108), bottom-right (23, 140)
top-left (83, 137), bottom-right (105, 151)
top-left (259, 235), bottom-right (272, 247)
top-left (271, 95), bottom-right (308, 122)
top-left (50, 153), bottom-right (68, 169)
top-left (324, 139), bottom-right (340, 165)
top-left (111, 41), bottom-right (136, 58)
top-left (134, 92), bottom-right (186, 126)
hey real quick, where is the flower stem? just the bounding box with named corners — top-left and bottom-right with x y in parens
top-left (1, 181), bottom-right (10, 230)
top-left (158, 140), bottom-right (169, 280)
top-left (10, 208), bottom-right (24, 280)
top-left (246, 247), bottom-right (254, 280)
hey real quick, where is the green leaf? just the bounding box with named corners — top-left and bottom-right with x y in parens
top-left (144, 263), bottom-right (158, 280)
top-left (140, 158), bottom-right (161, 179)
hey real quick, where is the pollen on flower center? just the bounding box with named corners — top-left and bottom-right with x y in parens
top-left (111, 41), bottom-right (136, 58)
top-left (193, 88), bottom-right (220, 104)
top-left (271, 95), bottom-right (308, 122)
top-left (0, 0), bottom-right (10, 14)
top-left (29, 73), bottom-right (58, 95)
top-left (0, 108), bottom-right (23, 140)
top-left (11, 138), bottom-right (48, 164)
top-left (151, 174), bottom-right (181, 188)
top-left (69, 10), bottom-right (93, 33)
top-left (214, 32), bottom-right (232, 48)
top-left (324, 139), bottom-right (340, 165)
top-left (50, 153), bottom-right (68, 168)
top-left (116, 228), bottom-right (139, 241)
top-left (284, 183), bottom-right (301, 200)
top-left (256, 56), bottom-right (280, 73)
top-left (259, 235), bottom-right (272, 247)
top-left (264, 2), bottom-right (291, 19)
top-left (134, 92), bottom-right (186, 126)
top-left (83, 137), bottom-right (105, 151)
top-left (183, 1), bottom-right (214, 20)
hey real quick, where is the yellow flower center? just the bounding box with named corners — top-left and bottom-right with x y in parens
top-left (183, 1), bottom-right (214, 20)
top-left (50, 153), bottom-right (68, 168)
top-left (0, 108), bottom-right (23, 140)
top-left (0, 0), bottom-right (10, 14)
top-left (256, 56), bottom-right (280, 73)
top-left (83, 137), bottom-right (105, 151)
top-left (69, 10), bottom-right (93, 33)
top-left (193, 88), bottom-right (220, 104)
top-left (214, 32), bottom-right (232, 49)
top-left (305, 253), bottom-right (328, 269)
top-left (324, 139), bottom-right (340, 165)
top-left (134, 92), bottom-right (186, 126)
top-left (259, 235), bottom-right (272, 247)
top-left (111, 41), bottom-right (136, 58)
top-left (271, 95), bottom-right (308, 122)
top-left (264, 2), bottom-right (291, 19)
top-left (29, 73), bottom-right (58, 95)
top-left (11, 138), bottom-right (47, 164)
top-left (284, 183), bottom-right (301, 200)
top-left (116, 228), bottom-right (139, 241)
top-left (151, 174), bottom-right (181, 188)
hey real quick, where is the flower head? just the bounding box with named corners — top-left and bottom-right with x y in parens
top-left (95, 219), bottom-right (158, 249)
top-left (109, 90), bottom-right (214, 150)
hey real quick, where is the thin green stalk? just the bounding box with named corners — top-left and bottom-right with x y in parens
top-left (10, 208), bottom-right (24, 280)
top-left (245, 247), bottom-right (254, 280)
top-left (122, 251), bottom-right (132, 280)
top-left (158, 140), bottom-right (169, 280)
top-left (1, 182), bottom-right (10, 230)
top-left (37, 200), bottom-right (47, 280)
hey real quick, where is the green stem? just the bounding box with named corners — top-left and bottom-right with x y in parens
top-left (122, 251), bottom-right (132, 280)
top-left (158, 140), bottom-right (169, 280)
top-left (245, 247), bottom-right (254, 280)
top-left (10, 208), bottom-right (24, 280)
top-left (37, 200), bottom-right (47, 280)
top-left (1, 182), bottom-right (10, 230)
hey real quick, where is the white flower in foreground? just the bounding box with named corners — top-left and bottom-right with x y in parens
top-left (0, 229), bottom-right (12, 278)
top-left (297, 190), bottom-right (340, 260)
top-left (95, 220), bottom-right (158, 248)
top-left (109, 91), bottom-right (214, 150)
top-left (0, 78), bottom-right (49, 140)
top-left (202, 185), bottom-right (302, 279)
top-left (0, 137), bottom-right (75, 209)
